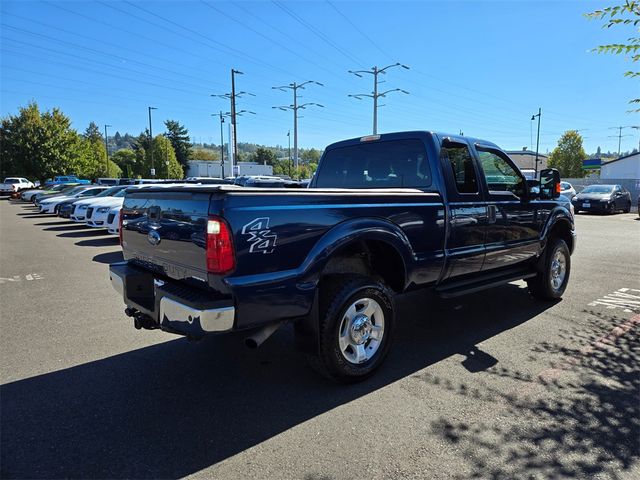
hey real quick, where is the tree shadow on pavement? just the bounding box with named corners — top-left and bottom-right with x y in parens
top-left (426, 309), bottom-right (639, 479)
top-left (92, 251), bottom-right (124, 264)
top-left (0, 284), bottom-right (557, 479)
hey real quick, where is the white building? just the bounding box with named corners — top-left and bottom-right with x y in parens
top-left (601, 152), bottom-right (640, 179)
top-left (187, 161), bottom-right (273, 178)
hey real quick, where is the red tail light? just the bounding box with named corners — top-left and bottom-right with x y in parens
top-left (206, 216), bottom-right (235, 274)
top-left (118, 210), bottom-right (124, 246)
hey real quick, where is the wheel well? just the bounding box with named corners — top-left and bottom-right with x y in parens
top-left (321, 240), bottom-right (406, 293)
top-left (549, 220), bottom-right (573, 253)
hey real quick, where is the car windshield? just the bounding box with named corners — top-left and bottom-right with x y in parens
top-left (5, 178), bottom-right (20, 183)
top-left (63, 186), bottom-right (88, 196)
top-left (96, 185), bottom-right (126, 197)
top-left (582, 185), bottom-right (614, 193)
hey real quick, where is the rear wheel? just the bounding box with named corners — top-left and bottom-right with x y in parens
top-left (307, 275), bottom-right (395, 383)
top-left (527, 238), bottom-right (571, 300)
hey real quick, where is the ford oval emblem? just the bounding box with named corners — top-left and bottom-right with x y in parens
top-left (147, 229), bottom-right (161, 246)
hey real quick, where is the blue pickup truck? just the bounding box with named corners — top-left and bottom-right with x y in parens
top-left (44, 175), bottom-right (91, 187)
top-left (109, 131), bottom-right (576, 382)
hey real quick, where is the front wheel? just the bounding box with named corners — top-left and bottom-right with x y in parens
top-left (527, 238), bottom-right (571, 300)
top-left (307, 275), bottom-right (396, 383)
top-left (623, 201), bottom-right (631, 213)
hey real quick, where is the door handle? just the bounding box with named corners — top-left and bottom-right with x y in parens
top-left (487, 205), bottom-right (497, 223)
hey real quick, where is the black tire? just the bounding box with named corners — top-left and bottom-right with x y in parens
top-left (623, 202), bottom-right (631, 213)
top-left (307, 274), bottom-right (395, 383)
top-left (527, 238), bottom-right (571, 300)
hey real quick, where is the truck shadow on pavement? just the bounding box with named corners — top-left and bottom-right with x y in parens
top-left (75, 237), bottom-right (120, 247)
top-left (56, 230), bottom-right (112, 238)
top-left (1, 284), bottom-right (560, 479)
top-left (92, 251), bottom-right (124, 264)
top-left (423, 309), bottom-right (639, 479)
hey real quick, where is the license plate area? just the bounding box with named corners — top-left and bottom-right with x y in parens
top-left (583, 202), bottom-right (590, 208)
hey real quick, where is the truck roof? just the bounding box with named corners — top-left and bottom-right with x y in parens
top-left (324, 130), bottom-right (501, 151)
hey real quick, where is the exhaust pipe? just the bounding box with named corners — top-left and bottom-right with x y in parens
top-left (245, 321), bottom-right (285, 349)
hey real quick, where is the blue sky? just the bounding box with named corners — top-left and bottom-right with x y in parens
top-left (1, 0), bottom-right (638, 154)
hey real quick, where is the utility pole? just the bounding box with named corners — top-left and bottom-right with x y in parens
top-left (608, 126), bottom-right (639, 156)
top-left (212, 70), bottom-right (254, 173)
top-left (272, 80), bottom-right (324, 174)
top-left (531, 108), bottom-right (541, 177)
top-left (214, 111), bottom-right (231, 179)
top-left (104, 124), bottom-right (111, 177)
top-left (148, 106), bottom-right (157, 178)
top-left (348, 63), bottom-right (410, 135)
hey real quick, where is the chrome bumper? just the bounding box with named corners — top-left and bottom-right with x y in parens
top-left (109, 263), bottom-right (235, 336)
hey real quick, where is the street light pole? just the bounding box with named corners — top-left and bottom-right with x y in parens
top-left (148, 106), bottom-right (157, 178)
top-left (349, 63), bottom-right (410, 135)
top-left (104, 124), bottom-right (111, 177)
top-left (531, 108), bottom-right (541, 177)
top-left (215, 111), bottom-right (231, 179)
top-left (272, 80), bottom-right (323, 174)
top-left (287, 130), bottom-right (292, 177)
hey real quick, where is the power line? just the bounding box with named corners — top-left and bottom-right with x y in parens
top-left (272, 0), bottom-right (365, 68)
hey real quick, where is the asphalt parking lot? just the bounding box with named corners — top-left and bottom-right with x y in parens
top-left (1, 198), bottom-right (639, 479)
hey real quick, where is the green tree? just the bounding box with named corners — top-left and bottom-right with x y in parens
top-left (548, 130), bottom-right (588, 178)
top-left (299, 148), bottom-right (321, 164)
top-left (131, 131), bottom-right (152, 177)
top-left (152, 135), bottom-right (183, 179)
top-left (250, 146), bottom-right (278, 165)
top-left (84, 121), bottom-right (103, 142)
top-left (111, 149), bottom-right (137, 178)
top-left (191, 148), bottom-right (219, 161)
top-left (164, 119), bottom-right (192, 169)
top-left (0, 102), bottom-right (85, 183)
top-left (586, 1), bottom-right (640, 109)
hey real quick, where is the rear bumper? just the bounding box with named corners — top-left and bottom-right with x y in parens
top-left (109, 262), bottom-right (235, 338)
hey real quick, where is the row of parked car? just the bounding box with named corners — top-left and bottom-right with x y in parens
top-left (20, 184), bottom-right (132, 235)
top-left (559, 181), bottom-right (635, 214)
top-left (13, 174), bottom-right (310, 234)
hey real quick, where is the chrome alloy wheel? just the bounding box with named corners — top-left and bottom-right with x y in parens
top-left (550, 249), bottom-right (567, 292)
top-left (338, 297), bottom-right (385, 364)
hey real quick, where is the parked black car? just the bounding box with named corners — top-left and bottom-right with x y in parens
top-left (571, 184), bottom-right (632, 214)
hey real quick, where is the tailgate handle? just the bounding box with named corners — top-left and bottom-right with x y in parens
top-left (147, 206), bottom-right (161, 221)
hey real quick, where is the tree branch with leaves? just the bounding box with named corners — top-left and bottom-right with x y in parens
top-left (586, 1), bottom-right (640, 110)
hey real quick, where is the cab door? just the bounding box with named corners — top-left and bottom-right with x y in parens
top-left (474, 145), bottom-right (542, 271)
top-left (439, 138), bottom-right (488, 280)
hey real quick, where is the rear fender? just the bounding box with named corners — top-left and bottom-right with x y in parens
top-left (297, 217), bottom-right (414, 289)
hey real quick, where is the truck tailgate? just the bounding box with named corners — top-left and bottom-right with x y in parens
top-left (121, 190), bottom-right (212, 284)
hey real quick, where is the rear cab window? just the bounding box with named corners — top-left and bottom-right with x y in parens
top-left (441, 142), bottom-right (478, 194)
top-left (314, 138), bottom-right (432, 189)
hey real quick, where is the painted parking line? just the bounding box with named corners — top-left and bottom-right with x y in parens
top-left (588, 288), bottom-right (640, 313)
top-left (0, 273), bottom-right (45, 284)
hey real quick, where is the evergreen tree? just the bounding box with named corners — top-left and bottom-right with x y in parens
top-left (164, 119), bottom-right (192, 169)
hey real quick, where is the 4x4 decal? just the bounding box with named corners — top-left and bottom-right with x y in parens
top-left (241, 217), bottom-right (277, 254)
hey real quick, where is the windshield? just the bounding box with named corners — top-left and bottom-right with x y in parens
top-left (62, 186), bottom-right (86, 196)
top-left (5, 178), bottom-right (19, 183)
top-left (582, 185), bottom-right (614, 194)
top-left (96, 185), bottom-right (126, 197)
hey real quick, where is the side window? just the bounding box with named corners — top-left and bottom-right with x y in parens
top-left (614, 185), bottom-right (621, 193)
top-left (441, 144), bottom-right (478, 194)
top-left (477, 150), bottom-right (525, 197)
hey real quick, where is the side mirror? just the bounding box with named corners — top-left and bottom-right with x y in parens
top-left (539, 168), bottom-right (560, 200)
top-left (526, 179), bottom-right (540, 198)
